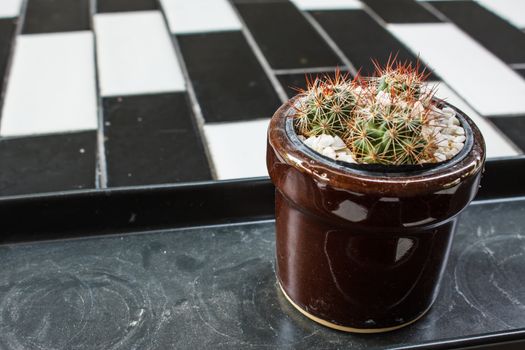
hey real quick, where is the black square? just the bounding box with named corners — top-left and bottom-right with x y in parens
top-left (234, 1), bottom-right (342, 69)
top-left (311, 10), bottom-right (438, 78)
top-left (178, 32), bottom-right (281, 123)
top-left (488, 116), bottom-right (525, 153)
top-left (23, 0), bottom-right (90, 34)
top-left (361, 0), bottom-right (442, 23)
top-left (0, 131), bottom-right (97, 196)
top-left (97, 0), bottom-right (157, 13)
top-left (103, 92), bottom-right (212, 186)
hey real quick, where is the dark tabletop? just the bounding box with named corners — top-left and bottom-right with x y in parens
top-left (0, 197), bottom-right (524, 349)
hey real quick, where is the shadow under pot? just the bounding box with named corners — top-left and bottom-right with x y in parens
top-left (266, 96), bottom-right (486, 333)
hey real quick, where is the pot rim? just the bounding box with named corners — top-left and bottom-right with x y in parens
top-left (284, 101), bottom-right (474, 176)
top-left (268, 96), bottom-right (486, 196)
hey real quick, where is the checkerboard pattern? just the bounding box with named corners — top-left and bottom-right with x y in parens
top-left (0, 0), bottom-right (524, 196)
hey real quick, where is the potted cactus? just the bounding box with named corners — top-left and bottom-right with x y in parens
top-left (267, 61), bottom-right (485, 333)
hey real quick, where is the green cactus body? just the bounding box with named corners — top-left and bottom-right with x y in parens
top-left (294, 75), bottom-right (357, 137)
top-left (377, 72), bottom-right (421, 99)
top-left (347, 106), bottom-right (429, 165)
top-left (292, 61), bottom-right (450, 165)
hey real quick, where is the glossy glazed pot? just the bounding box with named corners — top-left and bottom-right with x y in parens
top-left (267, 97), bottom-right (486, 333)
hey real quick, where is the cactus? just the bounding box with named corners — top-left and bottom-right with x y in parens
top-left (373, 59), bottom-right (429, 99)
top-left (346, 59), bottom-right (437, 165)
top-left (293, 69), bottom-right (358, 137)
top-left (291, 59), bottom-right (462, 165)
top-left (346, 102), bottom-right (436, 165)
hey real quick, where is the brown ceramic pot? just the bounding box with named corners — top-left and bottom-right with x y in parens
top-left (267, 96), bottom-right (486, 333)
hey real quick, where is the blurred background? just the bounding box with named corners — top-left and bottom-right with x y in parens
top-left (0, 0), bottom-right (524, 197)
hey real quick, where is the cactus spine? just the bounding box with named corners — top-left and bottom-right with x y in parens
top-left (292, 59), bottom-right (459, 165)
top-left (293, 70), bottom-right (358, 137)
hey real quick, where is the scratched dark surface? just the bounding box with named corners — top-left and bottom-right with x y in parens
top-left (0, 199), bottom-right (524, 349)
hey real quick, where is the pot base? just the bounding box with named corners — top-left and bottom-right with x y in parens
top-left (278, 282), bottom-right (431, 333)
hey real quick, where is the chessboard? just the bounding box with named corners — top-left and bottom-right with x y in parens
top-left (0, 0), bottom-right (524, 196)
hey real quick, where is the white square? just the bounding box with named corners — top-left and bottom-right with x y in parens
top-left (389, 23), bottom-right (525, 116)
top-left (160, 0), bottom-right (242, 34)
top-left (0, 0), bottom-right (23, 18)
top-left (94, 11), bottom-right (185, 97)
top-left (291, 0), bottom-right (362, 11)
top-left (1, 32), bottom-right (98, 137)
top-left (204, 119), bottom-right (270, 180)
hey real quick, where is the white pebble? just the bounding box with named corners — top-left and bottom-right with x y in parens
top-left (430, 121), bottom-right (448, 128)
top-left (332, 136), bottom-right (347, 150)
top-left (453, 135), bottom-right (466, 143)
top-left (449, 117), bottom-right (460, 126)
top-left (452, 142), bottom-right (464, 149)
top-left (444, 147), bottom-right (458, 157)
top-left (454, 127), bottom-right (465, 135)
top-left (318, 134), bottom-right (335, 148)
top-left (435, 133), bottom-right (446, 141)
top-left (434, 153), bottom-right (446, 162)
top-left (337, 153), bottom-right (356, 163)
top-left (437, 139), bottom-right (448, 147)
top-left (322, 146), bottom-right (336, 159)
top-left (442, 107), bottom-right (456, 117)
top-left (304, 136), bottom-right (319, 149)
top-left (442, 127), bottom-right (457, 135)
